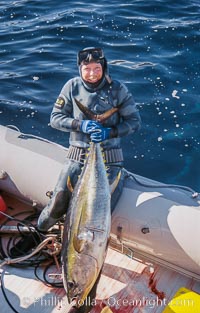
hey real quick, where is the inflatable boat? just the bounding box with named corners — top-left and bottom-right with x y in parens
top-left (0, 124), bottom-right (200, 313)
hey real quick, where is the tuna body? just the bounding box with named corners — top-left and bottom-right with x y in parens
top-left (61, 142), bottom-right (111, 306)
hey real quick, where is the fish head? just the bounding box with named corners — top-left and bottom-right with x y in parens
top-left (66, 253), bottom-right (98, 307)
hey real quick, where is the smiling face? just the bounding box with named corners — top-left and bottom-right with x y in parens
top-left (81, 62), bottom-right (103, 84)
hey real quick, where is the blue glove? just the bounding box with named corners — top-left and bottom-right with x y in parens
top-left (90, 127), bottom-right (111, 143)
top-left (80, 120), bottom-right (101, 134)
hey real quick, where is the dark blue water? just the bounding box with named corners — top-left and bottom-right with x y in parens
top-left (1, 0), bottom-right (200, 190)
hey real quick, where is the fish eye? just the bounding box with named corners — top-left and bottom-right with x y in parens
top-left (67, 281), bottom-right (75, 289)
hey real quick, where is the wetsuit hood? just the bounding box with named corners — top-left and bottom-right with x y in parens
top-left (78, 47), bottom-right (112, 91)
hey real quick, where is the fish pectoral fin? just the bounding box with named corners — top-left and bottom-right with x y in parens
top-left (67, 176), bottom-right (73, 193)
top-left (74, 98), bottom-right (95, 120)
top-left (109, 170), bottom-right (122, 194)
top-left (74, 97), bottom-right (121, 122)
top-left (73, 235), bottom-right (85, 253)
top-left (73, 230), bottom-right (94, 253)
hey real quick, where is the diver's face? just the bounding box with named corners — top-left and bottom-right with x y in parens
top-left (81, 62), bottom-right (103, 83)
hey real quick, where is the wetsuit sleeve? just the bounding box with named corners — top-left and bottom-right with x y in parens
top-left (111, 83), bottom-right (141, 138)
top-left (50, 80), bottom-right (81, 132)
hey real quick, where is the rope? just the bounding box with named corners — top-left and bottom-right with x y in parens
top-left (0, 237), bottom-right (55, 268)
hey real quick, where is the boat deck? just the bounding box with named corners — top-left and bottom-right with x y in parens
top-left (0, 193), bottom-right (200, 313)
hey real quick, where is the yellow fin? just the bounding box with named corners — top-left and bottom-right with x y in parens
top-left (73, 235), bottom-right (84, 253)
top-left (67, 176), bottom-right (73, 193)
top-left (73, 230), bottom-right (93, 253)
top-left (100, 306), bottom-right (113, 313)
top-left (109, 170), bottom-right (122, 194)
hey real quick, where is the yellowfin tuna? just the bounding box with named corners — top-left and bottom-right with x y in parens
top-left (61, 142), bottom-right (111, 306)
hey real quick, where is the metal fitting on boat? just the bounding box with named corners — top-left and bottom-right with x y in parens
top-left (141, 227), bottom-right (150, 234)
top-left (0, 170), bottom-right (7, 180)
top-left (46, 190), bottom-right (53, 198)
top-left (116, 225), bottom-right (123, 242)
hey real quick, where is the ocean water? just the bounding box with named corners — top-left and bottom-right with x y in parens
top-left (0, 0), bottom-right (200, 190)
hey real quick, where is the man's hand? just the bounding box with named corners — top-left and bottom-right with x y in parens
top-left (90, 127), bottom-right (111, 142)
top-left (80, 120), bottom-right (102, 134)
